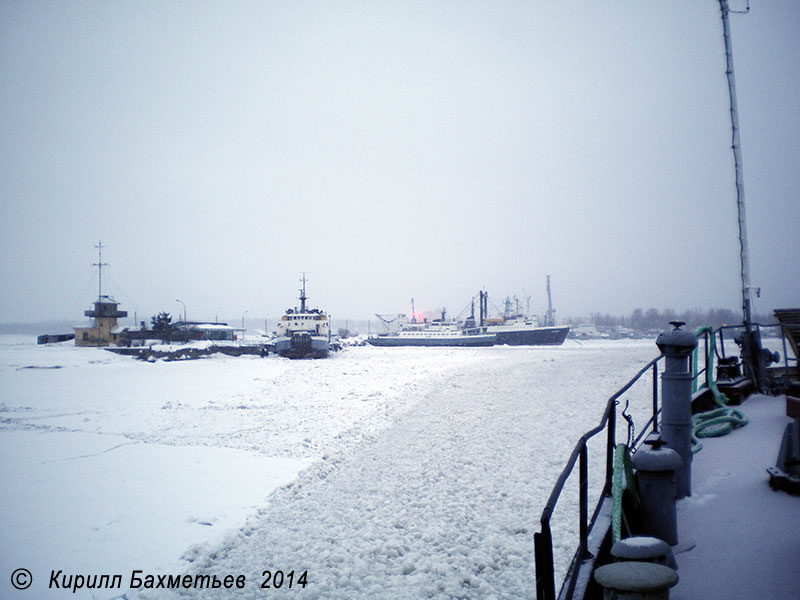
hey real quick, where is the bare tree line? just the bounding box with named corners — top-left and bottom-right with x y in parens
top-left (569, 308), bottom-right (777, 332)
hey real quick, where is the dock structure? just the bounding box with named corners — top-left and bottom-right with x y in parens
top-left (774, 309), bottom-right (800, 367)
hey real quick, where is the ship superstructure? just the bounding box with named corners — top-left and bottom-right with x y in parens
top-left (473, 286), bottom-right (569, 346)
top-left (274, 274), bottom-right (331, 358)
top-left (368, 307), bottom-right (495, 347)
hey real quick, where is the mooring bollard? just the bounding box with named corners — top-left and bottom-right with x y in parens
top-left (656, 321), bottom-right (697, 499)
top-left (611, 536), bottom-right (678, 570)
top-left (632, 439), bottom-right (682, 545)
top-left (594, 561), bottom-right (679, 600)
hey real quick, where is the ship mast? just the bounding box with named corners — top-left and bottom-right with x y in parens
top-left (92, 240), bottom-right (108, 301)
top-left (719, 0), bottom-right (753, 328)
top-left (299, 273), bottom-right (308, 313)
top-left (718, 0), bottom-right (767, 391)
top-left (545, 275), bottom-right (555, 327)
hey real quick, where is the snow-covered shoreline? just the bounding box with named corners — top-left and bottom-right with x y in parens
top-left (1, 335), bottom-right (659, 598)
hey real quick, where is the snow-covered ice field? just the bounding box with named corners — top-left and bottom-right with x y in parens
top-left (1, 335), bottom-right (662, 599)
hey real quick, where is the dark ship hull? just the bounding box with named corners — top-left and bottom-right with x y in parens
top-left (275, 332), bottom-right (329, 358)
top-left (493, 325), bottom-right (570, 346)
top-left (367, 333), bottom-right (495, 347)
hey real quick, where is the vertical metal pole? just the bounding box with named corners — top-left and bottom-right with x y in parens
top-left (606, 405), bottom-right (616, 483)
top-left (579, 444), bottom-right (588, 551)
top-left (781, 326), bottom-right (790, 383)
top-left (652, 362), bottom-right (659, 434)
top-left (93, 240), bottom-right (108, 302)
top-left (534, 526), bottom-right (555, 600)
top-left (97, 241), bottom-right (102, 299)
top-left (176, 299), bottom-right (187, 323)
top-left (719, 0), bottom-right (753, 329)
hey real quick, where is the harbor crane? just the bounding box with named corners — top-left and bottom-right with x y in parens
top-left (374, 313), bottom-right (406, 334)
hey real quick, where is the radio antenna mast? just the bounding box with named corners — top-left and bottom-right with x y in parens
top-left (299, 273), bottom-right (308, 313)
top-left (92, 240), bottom-right (108, 301)
top-left (545, 275), bottom-right (555, 327)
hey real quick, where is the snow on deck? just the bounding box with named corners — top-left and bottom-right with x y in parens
top-left (673, 393), bottom-right (800, 600)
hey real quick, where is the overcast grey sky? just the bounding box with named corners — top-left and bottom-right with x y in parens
top-left (1, 1), bottom-right (798, 326)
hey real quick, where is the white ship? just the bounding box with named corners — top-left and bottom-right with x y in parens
top-left (368, 308), bottom-right (495, 347)
top-left (274, 275), bottom-right (331, 358)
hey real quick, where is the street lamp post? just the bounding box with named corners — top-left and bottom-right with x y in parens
top-left (176, 299), bottom-right (187, 323)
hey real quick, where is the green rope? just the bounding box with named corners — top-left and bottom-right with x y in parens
top-left (611, 444), bottom-right (638, 544)
top-left (691, 327), bottom-right (748, 453)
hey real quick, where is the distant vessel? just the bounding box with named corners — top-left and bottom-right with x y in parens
top-left (473, 280), bottom-right (570, 346)
top-left (482, 317), bottom-right (569, 346)
top-left (274, 275), bottom-right (331, 358)
top-left (368, 307), bottom-right (495, 347)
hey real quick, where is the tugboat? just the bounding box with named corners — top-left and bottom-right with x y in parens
top-left (274, 274), bottom-right (331, 358)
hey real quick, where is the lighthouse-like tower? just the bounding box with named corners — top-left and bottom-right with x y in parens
top-left (73, 241), bottom-right (128, 346)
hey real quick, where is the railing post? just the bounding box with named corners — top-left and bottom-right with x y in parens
top-left (781, 325), bottom-right (790, 383)
top-left (606, 405), bottom-right (615, 483)
top-left (534, 525), bottom-right (556, 600)
top-left (580, 443), bottom-right (588, 553)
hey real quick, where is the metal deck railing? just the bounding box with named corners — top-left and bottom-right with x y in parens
top-left (716, 323), bottom-right (798, 387)
top-left (533, 353), bottom-right (663, 600)
top-left (533, 323), bottom-right (797, 600)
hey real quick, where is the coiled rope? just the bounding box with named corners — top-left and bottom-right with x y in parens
top-left (611, 444), bottom-right (638, 544)
top-left (691, 326), bottom-right (748, 453)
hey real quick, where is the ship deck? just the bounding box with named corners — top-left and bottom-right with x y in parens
top-left (671, 393), bottom-right (800, 599)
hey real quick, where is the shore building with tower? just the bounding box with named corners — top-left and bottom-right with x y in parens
top-left (73, 242), bottom-right (128, 347)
